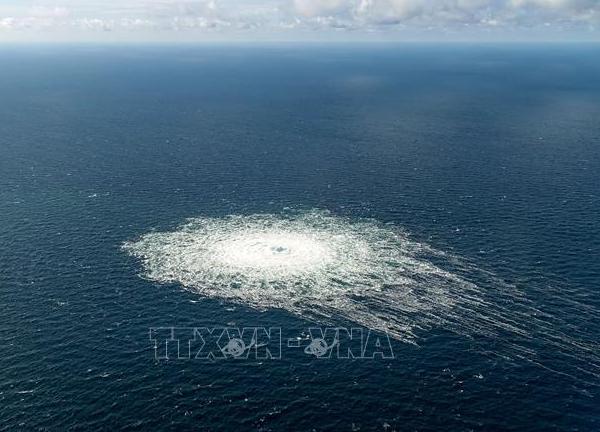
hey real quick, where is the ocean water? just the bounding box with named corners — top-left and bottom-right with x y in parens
top-left (1, 44), bottom-right (599, 431)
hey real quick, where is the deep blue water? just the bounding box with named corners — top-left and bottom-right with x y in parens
top-left (1, 44), bottom-right (599, 431)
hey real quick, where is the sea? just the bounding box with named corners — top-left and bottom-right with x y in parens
top-left (1, 44), bottom-right (599, 431)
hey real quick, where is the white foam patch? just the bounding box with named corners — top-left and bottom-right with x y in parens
top-left (124, 209), bottom-right (600, 381)
top-left (123, 209), bottom-right (493, 339)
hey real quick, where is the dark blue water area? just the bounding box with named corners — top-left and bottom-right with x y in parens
top-left (0, 44), bottom-right (599, 430)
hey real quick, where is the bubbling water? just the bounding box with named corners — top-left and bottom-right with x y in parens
top-left (213, 231), bottom-right (334, 272)
top-left (123, 209), bottom-right (483, 341)
top-left (123, 209), bottom-right (600, 381)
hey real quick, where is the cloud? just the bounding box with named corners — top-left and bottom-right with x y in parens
top-left (29, 6), bottom-right (70, 18)
top-left (293, 0), bottom-right (349, 17)
top-left (0, 0), bottom-right (598, 40)
top-left (351, 0), bottom-right (423, 25)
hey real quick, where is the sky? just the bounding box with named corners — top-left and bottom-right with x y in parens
top-left (0, 0), bottom-right (599, 42)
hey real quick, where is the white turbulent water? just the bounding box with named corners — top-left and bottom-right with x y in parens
top-left (124, 210), bottom-right (600, 380)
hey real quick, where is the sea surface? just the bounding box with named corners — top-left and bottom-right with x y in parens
top-left (1, 44), bottom-right (599, 431)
